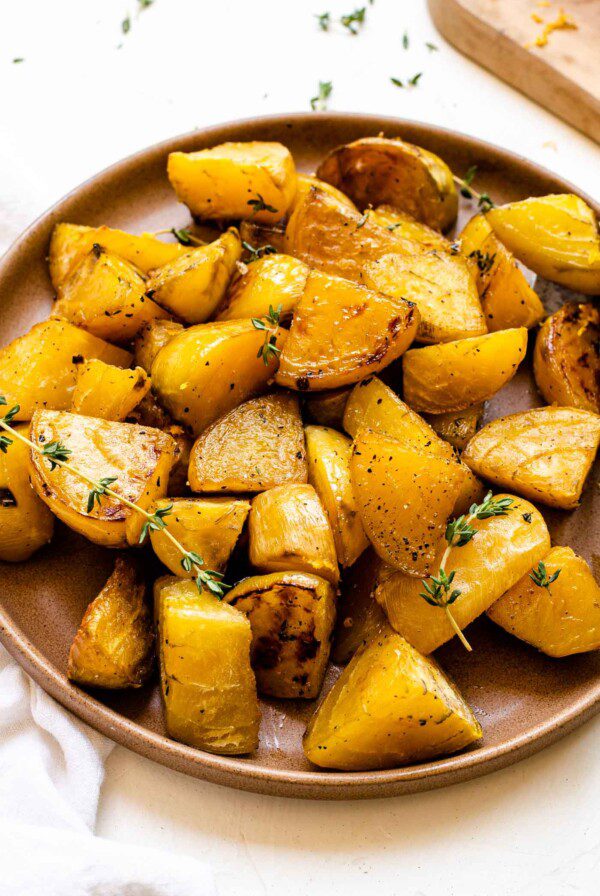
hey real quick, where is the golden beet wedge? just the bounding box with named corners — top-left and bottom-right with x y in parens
top-left (188, 393), bottom-right (307, 493)
top-left (167, 141), bottom-right (297, 223)
top-left (0, 319), bottom-right (131, 421)
top-left (369, 206), bottom-right (452, 251)
top-left (342, 376), bottom-right (484, 517)
top-left (402, 328), bottom-right (528, 414)
top-left (316, 136), bottom-right (458, 232)
top-left (149, 496), bottom-right (250, 576)
top-left (351, 430), bottom-right (467, 577)
top-left (284, 184), bottom-right (424, 283)
top-left (155, 576), bottom-right (260, 754)
top-left (375, 495), bottom-right (550, 654)
top-left (275, 270), bottom-right (419, 391)
top-left (53, 245), bottom-right (168, 343)
top-left (363, 251), bottom-right (486, 344)
top-left (305, 425), bottom-right (369, 568)
top-left (71, 360), bottom-right (150, 421)
top-left (486, 194), bottom-right (600, 295)
top-left (534, 303), bottom-right (600, 414)
top-left (216, 254), bottom-right (309, 322)
top-left (304, 387), bottom-right (351, 429)
top-left (68, 556), bottom-right (154, 689)
top-left (133, 319), bottom-right (184, 374)
top-left (0, 424), bottom-right (54, 562)
top-left (249, 483), bottom-right (339, 585)
top-left (488, 546), bottom-right (600, 657)
top-left (151, 319), bottom-right (286, 435)
top-left (293, 173), bottom-right (359, 211)
top-left (332, 548), bottom-right (387, 664)
top-left (459, 213), bottom-right (544, 331)
top-left (146, 229), bottom-right (242, 324)
top-left (29, 410), bottom-right (177, 548)
top-left (424, 405), bottom-right (484, 452)
top-left (462, 406), bottom-right (600, 510)
top-left (226, 571), bottom-right (336, 699)
top-left (303, 624), bottom-right (481, 770)
top-left (48, 222), bottom-right (187, 288)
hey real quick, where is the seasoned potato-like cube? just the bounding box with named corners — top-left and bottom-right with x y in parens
top-left (284, 184), bottom-right (423, 282)
top-left (0, 424), bottom-right (54, 562)
top-left (369, 205), bottom-right (452, 250)
top-left (488, 546), bottom-right (600, 657)
top-left (216, 254), bottom-right (309, 322)
top-left (275, 270), bottom-right (419, 391)
top-left (486, 194), bottom-right (600, 295)
top-left (304, 387), bottom-right (351, 429)
top-left (424, 405), bottom-right (484, 451)
top-left (68, 556), bottom-right (154, 689)
top-left (151, 319), bottom-right (286, 435)
top-left (150, 497), bottom-right (249, 576)
top-left (167, 141), bottom-right (297, 223)
top-left (375, 496), bottom-right (550, 654)
top-left (460, 213), bottom-right (544, 331)
top-left (155, 576), bottom-right (260, 754)
top-left (133, 319), bottom-right (184, 374)
top-left (49, 223), bottom-right (187, 288)
top-left (188, 393), bottom-right (307, 493)
top-left (316, 136), bottom-right (458, 231)
top-left (342, 376), bottom-right (483, 516)
top-left (71, 360), bottom-right (150, 421)
top-left (53, 246), bottom-right (168, 343)
top-left (0, 320), bottom-right (131, 421)
top-left (351, 430), bottom-right (467, 577)
top-left (146, 229), bottom-right (242, 324)
top-left (363, 251), bottom-right (486, 344)
top-left (462, 406), bottom-right (600, 510)
top-left (305, 425), bottom-right (368, 568)
top-left (249, 483), bottom-right (339, 584)
top-left (226, 571), bottom-right (336, 698)
top-left (303, 625), bottom-right (481, 770)
top-left (332, 548), bottom-right (387, 664)
top-left (29, 410), bottom-right (177, 547)
top-left (534, 303), bottom-right (599, 413)
top-left (402, 328), bottom-right (528, 414)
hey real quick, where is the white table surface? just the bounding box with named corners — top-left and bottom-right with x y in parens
top-left (2, 1), bottom-right (600, 893)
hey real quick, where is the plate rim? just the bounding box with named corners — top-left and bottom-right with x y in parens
top-left (0, 111), bottom-right (598, 800)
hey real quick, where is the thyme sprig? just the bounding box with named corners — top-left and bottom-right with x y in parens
top-left (252, 304), bottom-right (283, 365)
top-left (420, 492), bottom-right (514, 651)
top-left (152, 227), bottom-right (204, 247)
top-left (310, 80), bottom-right (333, 111)
top-left (530, 560), bottom-right (561, 593)
top-left (453, 165), bottom-right (495, 212)
top-left (0, 397), bottom-right (228, 598)
top-left (241, 241), bottom-right (277, 263)
top-left (248, 194), bottom-right (278, 217)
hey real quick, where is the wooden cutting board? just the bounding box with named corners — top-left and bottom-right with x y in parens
top-left (428, 0), bottom-right (600, 144)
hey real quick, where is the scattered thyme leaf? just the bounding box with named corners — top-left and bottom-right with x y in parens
top-left (425, 41), bottom-right (438, 51)
top-left (310, 80), bottom-right (333, 111)
top-left (522, 512), bottom-right (533, 523)
top-left (242, 241), bottom-right (277, 263)
top-left (341, 7), bottom-right (367, 34)
top-left (390, 77), bottom-right (404, 88)
top-left (402, 31), bottom-right (409, 49)
top-left (316, 11), bottom-right (330, 30)
top-left (469, 249), bottom-right (496, 274)
top-left (356, 210), bottom-right (370, 229)
top-left (122, 16), bottom-right (131, 34)
top-left (12, 57), bottom-right (24, 64)
top-left (408, 72), bottom-right (422, 86)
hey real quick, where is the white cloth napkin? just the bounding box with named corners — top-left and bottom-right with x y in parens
top-left (0, 148), bottom-right (216, 896)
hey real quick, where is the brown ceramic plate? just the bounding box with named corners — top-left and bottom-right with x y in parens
top-left (0, 113), bottom-right (598, 800)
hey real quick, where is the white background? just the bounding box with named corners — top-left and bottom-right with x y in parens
top-left (2, 1), bottom-right (600, 894)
